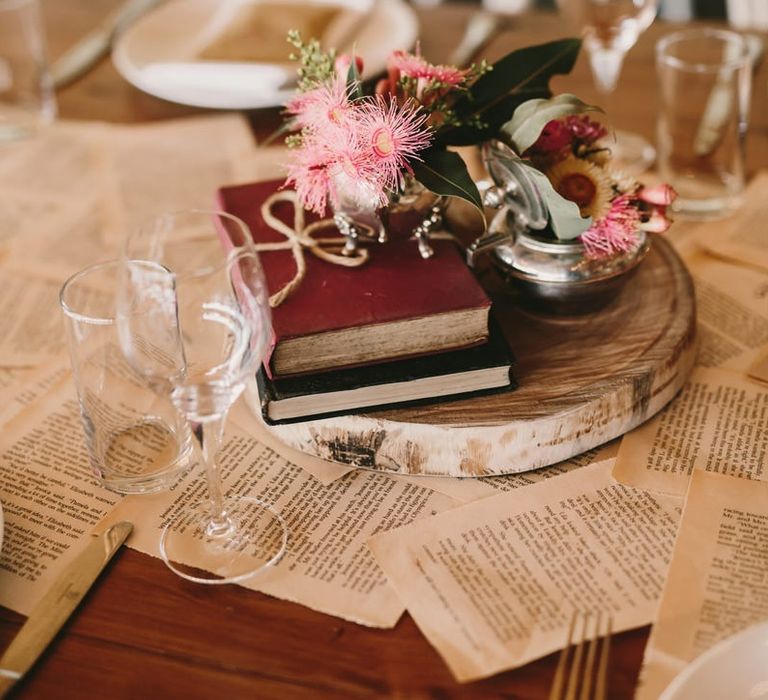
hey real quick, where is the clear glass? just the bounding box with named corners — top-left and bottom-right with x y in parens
top-left (555, 0), bottom-right (658, 174)
top-left (60, 261), bottom-right (193, 494)
top-left (0, 0), bottom-right (55, 141)
top-left (117, 210), bottom-right (288, 584)
top-left (656, 29), bottom-right (751, 220)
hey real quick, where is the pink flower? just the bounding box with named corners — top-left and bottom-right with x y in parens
top-left (285, 144), bottom-right (333, 215)
top-left (388, 50), bottom-right (468, 86)
top-left (284, 77), bottom-right (354, 132)
top-left (356, 98), bottom-right (432, 191)
top-left (579, 194), bottom-right (642, 258)
top-left (637, 184), bottom-right (676, 206)
top-left (564, 115), bottom-right (607, 144)
top-left (530, 120), bottom-right (572, 154)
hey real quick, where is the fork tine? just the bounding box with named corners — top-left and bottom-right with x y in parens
top-left (550, 612), bottom-right (612, 700)
top-left (564, 613), bottom-right (589, 700)
top-left (578, 612), bottom-right (601, 700)
top-left (549, 611), bottom-right (578, 700)
top-left (594, 615), bottom-right (612, 700)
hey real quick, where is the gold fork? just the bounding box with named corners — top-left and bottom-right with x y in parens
top-left (549, 611), bottom-right (613, 700)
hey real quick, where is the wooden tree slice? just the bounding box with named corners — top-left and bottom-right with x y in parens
top-left (256, 237), bottom-right (697, 476)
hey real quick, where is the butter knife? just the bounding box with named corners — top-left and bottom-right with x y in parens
top-left (0, 522), bottom-right (133, 697)
top-left (51, 0), bottom-right (163, 88)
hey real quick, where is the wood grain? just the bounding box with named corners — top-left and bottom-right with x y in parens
top-left (3, 2), bottom-right (762, 698)
top-left (263, 236), bottom-right (697, 475)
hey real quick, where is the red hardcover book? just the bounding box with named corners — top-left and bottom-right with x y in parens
top-left (217, 179), bottom-right (491, 378)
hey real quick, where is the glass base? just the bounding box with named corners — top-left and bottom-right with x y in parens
top-left (160, 497), bottom-right (288, 585)
top-left (608, 130), bottom-right (656, 176)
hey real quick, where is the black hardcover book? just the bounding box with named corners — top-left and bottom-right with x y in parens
top-left (255, 319), bottom-right (516, 424)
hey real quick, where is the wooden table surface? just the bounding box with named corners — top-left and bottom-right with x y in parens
top-left (1, 2), bottom-right (765, 698)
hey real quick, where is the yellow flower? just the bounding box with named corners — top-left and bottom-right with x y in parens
top-left (547, 157), bottom-right (613, 220)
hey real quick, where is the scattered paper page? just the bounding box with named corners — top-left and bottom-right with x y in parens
top-left (636, 471), bottom-right (768, 700)
top-left (369, 461), bottom-right (681, 682)
top-left (687, 250), bottom-right (768, 372)
top-left (748, 346), bottom-right (768, 385)
top-left (693, 171), bottom-right (768, 272)
top-left (3, 195), bottom-right (120, 283)
top-left (0, 122), bottom-right (109, 203)
top-left (613, 367), bottom-right (767, 496)
top-left (0, 356), bottom-right (71, 426)
top-left (0, 271), bottom-right (73, 368)
top-left (99, 403), bottom-right (460, 628)
top-left (234, 391), bottom-right (354, 485)
top-left (393, 440), bottom-right (621, 503)
top-left (0, 380), bottom-right (122, 615)
top-left (102, 115), bottom-right (257, 241)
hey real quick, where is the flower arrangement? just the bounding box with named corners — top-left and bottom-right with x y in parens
top-left (496, 101), bottom-right (676, 257)
top-left (280, 33), bottom-right (675, 260)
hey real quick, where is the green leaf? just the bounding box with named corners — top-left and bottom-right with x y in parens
top-left (412, 148), bottom-right (483, 213)
top-left (346, 55), bottom-right (363, 100)
top-left (499, 94), bottom-right (602, 154)
top-left (437, 38), bottom-right (582, 146)
top-left (519, 162), bottom-right (592, 240)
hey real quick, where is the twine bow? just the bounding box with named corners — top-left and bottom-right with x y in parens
top-left (258, 190), bottom-right (369, 307)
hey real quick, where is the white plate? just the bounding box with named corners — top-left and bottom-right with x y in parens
top-left (112, 0), bottom-right (418, 109)
top-left (660, 622), bottom-right (768, 700)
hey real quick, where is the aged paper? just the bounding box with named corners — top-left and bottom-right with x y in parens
top-left (693, 172), bottom-right (768, 272)
top-left (99, 403), bottom-right (459, 628)
top-left (0, 121), bottom-right (108, 202)
top-left (369, 461), bottom-right (682, 682)
top-left (748, 346), bottom-right (768, 384)
top-left (613, 367), bottom-right (767, 496)
top-left (0, 270), bottom-right (72, 368)
top-left (235, 390), bottom-right (354, 485)
top-left (3, 195), bottom-right (119, 283)
top-left (102, 115), bottom-right (257, 240)
top-left (394, 440), bottom-right (621, 503)
top-left (0, 380), bottom-right (122, 615)
top-left (0, 356), bottom-right (70, 426)
top-left (687, 250), bottom-right (768, 372)
top-left (636, 471), bottom-right (768, 700)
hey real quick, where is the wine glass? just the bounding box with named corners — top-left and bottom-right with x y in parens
top-left (555, 0), bottom-right (658, 174)
top-left (116, 210), bottom-right (288, 584)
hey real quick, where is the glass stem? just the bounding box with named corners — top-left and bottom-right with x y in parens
top-left (191, 416), bottom-right (231, 538)
top-left (587, 44), bottom-right (626, 95)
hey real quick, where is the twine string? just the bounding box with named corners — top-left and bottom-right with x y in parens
top-left (259, 190), bottom-right (368, 307)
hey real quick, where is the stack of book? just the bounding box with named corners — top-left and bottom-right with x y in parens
top-left (218, 179), bottom-right (516, 423)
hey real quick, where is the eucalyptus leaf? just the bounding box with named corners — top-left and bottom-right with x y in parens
top-left (438, 38), bottom-right (582, 146)
top-left (519, 162), bottom-right (592, 240)
top-left (412, 149), bottom-right (483, 213)
top-left (499, 94), bottom-right (602, 154)
top-left (346, 56), bottom-right (363, 99)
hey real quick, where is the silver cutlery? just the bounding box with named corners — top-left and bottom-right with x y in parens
top-left (0, 522), bottom-right (133, 697)
top-left (51, 0), bottom-right (163, 88)
top-left (549, 610), bottom-right (612, 700)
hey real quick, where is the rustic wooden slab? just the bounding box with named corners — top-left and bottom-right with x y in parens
top-left (256, 237), bottom-right (697, 476)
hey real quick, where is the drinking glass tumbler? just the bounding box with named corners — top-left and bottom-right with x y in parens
top-left (656, 29), bottom-right (752, 220)
top-left (60, 261), bottom-right (193, 494)
top-left (0, 0), bottom-right (56, 141)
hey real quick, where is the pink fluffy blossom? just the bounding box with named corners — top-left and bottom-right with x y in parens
top-left (356, 98), bottom-right (432, 191)
top-left (285, 145), bottom-right (333, 215)
top-left (388, 50), bottom-right (468, 86)
top-left (579, 194), bottom-right (642, 258)
top-left (284, 77), bottom-right (354, 132)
